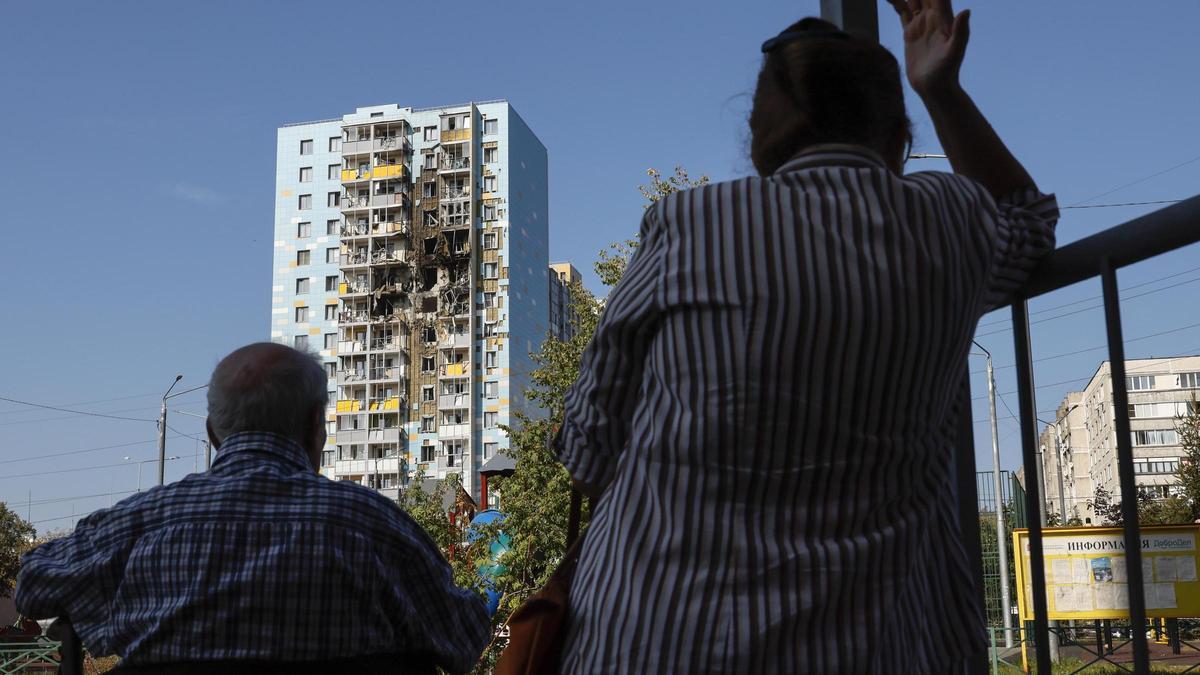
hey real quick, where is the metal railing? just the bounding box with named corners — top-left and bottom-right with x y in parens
top-left (0, 640), bottom-right (63, 674)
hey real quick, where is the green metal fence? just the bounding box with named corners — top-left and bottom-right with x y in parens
top-left (0, 640), bottom-right (61, 674)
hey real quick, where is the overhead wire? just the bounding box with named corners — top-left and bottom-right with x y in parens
top-left (0, 395), bottom-right (156, 423)
top-left (0, 391), bottom-right (160, 417)
top-left (0, 456), bottom-right (182, 481)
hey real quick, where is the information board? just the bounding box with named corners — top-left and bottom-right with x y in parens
top-left (1013, 525), bottom-right (1200, 620)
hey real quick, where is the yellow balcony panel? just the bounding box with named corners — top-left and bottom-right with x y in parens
top-left (372, 164), bottom-right (405, 179)
top-left (384, 397), bottom-right (400, 410)
top-left (341, 169), bottom-right (364, 182)
top-left (445, 363), bottom-right (466, 377)
top-left (336, 400), bottom-right (361, 413)
top-left (339, 283), bottom-right (348, 295)
top-left (442, 129), bottom-right (470, 143)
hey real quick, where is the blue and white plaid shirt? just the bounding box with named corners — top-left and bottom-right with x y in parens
top-left (15, 432), bottom-right (489, 672)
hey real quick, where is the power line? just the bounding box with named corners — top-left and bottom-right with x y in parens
top-left (0, 439), bottom-right (157, 465)
top-left (1069, 152), bottom-right (1200, 207)
top-left (0, 398), bottom-right (208, 428)
top-left (0, 456), bottom-right (181, 481)
top-left (0, 391), bottom-right (160, 417)
top-left (975, 274), bottom-right (1200, 338)
top-left (1061, 200), bottom-right (1183, 210)
top-left (972, 320), bottom-right (1200, 377)
top-left (0, 395), bottom-right (155, 423)
top-left (970, 349), bottom-right (1198, 403)
top-left (8, 490), bottom-right (138, 508)
top-left (978, 264), bottom-right (1200, 330)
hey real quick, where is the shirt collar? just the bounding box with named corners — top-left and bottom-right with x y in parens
top-left (211, 431), bottom-right (313, 473)
top-left (774, 143), bottom-right (890, 174)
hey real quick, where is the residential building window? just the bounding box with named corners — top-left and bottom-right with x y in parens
top-left (484, 262), bottom-right (498, 279)
top-left (325, 362), bottom-right (337, 378)
top-left (484, 382), bottom-right (498, 398)
top-left (325, 275), bottom-right (338, 291)
top-left (327, 219), bottom-right (339, 235)
top-left (484, 232), bottom-right (498, 249)
top-left (295, 278), bottom-right (310, 294)
top-left (1132, 429), bottom-right (1180, 446)
top-left (423, 154), bottom-right (436, 170)
top-left (295, 306), bottom-right (309, 323)
top-left (1133, 459), bottom-right (1180, 475)
top-left (483, 147), bottom-right (498, 163)
top-left (483, 322), bottom-right (496, 337)
top-left (420, 444), bottom-right (435, 462)
top-left (424, 126), bottom-right (437, 141)
top-left (1180, 372), bottom-right (1200, 389)
top-left (1129, 402), bottom-right (1190, 418)
top-left (422, 182), bottom-right (436, 198)
top-left (327, 192), bottom-right (340, 207)
top-left (300, 139), bottom-right (313, 155)
top-left (329, 136), bottom-right (341, 152)
top-left (420, 416), bottom-right (435, 432)
top-left (298, 194), bottom-right (312, 210)
top-left (484, 411), bottom-right (497, 428)
top-left (324, 333), bottom-right (336, 349)
top-left (484, 118), bottom-right (498, 135)
top-left (484, 292), bottom-right (496, 308)
top-left (483, 175), bottom-right (497, 192)
top-left (296, 221), bottom-right (311, 238)
top-left (321, 450), bottom-right (335, 466)
top-left (486, 351), bottom-right (497, 368)
top-left (294, 335), bottom-right (309, 350)
top-left (483, 204), bottom-right (497, 220)
top-left (297, 250), bottom-right (311, 265)
top-left (299, 166), bottom-right (313, 183)
top-left (326, 248), bottom-right (338, 264)
top-left (422, 356), bottom-right (435, 373)
top-left (422, 327), bottom-right (437, 343)
top-left (484, 442), bottom-right (498, 459)
top-left (1128, 375), bottom-right (1156, 391)
top-left (422, 386), bottom-right (435, 402)
top-left (325, 305), bottom-right (337, 321)
top-left (328, 164), bottom-right (340, 180)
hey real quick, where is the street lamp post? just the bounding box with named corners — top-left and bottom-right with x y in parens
top-left (158, 378), bottom-right (209, 485)
top-left (973, 342), bottom-right (1015, 648)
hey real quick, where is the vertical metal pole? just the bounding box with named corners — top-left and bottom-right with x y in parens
top-left (158, 402), bottom-right (168, 486)
top-left (986, 354), bottom-right (1015, 647)
top-left (1100, 260), bottom-right (1150, 674)
top-left (954, 367), bottom-right (989, 675)
top-left (1012, 301), bottom-right (1052, 673)
top-left (820, 0), bottom-right (879, 41)
top-left (1055, 426), bottom-right (1068, 521)
top-left (205, 441), bottom-right (212, 470)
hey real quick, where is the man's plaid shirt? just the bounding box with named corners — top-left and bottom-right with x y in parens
top-left (15, 432), bottom-right (489, 672)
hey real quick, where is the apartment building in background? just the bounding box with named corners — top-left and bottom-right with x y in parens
top-left (271, 101), bottom-right (550, 502)
top-left (548, 262), bottom-right (582, 341)
top-left (1038, 355), bottom-right (1200, 524)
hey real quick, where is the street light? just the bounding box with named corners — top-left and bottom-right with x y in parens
top-left (158, 377), bottom-right (209, 485)
top-left (172, 410), bottom-right (212, 469)
top-left (971, 341), bottom-right (1014, 649)
top-left (125, 456), bottom-right (179, 492)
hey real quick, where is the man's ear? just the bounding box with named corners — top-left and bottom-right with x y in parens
top-left (206, 419), bottom-right (221, 451)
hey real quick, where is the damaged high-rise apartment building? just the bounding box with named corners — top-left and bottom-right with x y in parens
top-left (270, 101), bottom-right (553, 506)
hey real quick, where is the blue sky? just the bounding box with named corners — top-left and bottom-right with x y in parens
top-left (2, 1), bottom-right (1199, 531)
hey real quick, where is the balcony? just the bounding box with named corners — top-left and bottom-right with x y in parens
top-left (371, 193), bottom-right (406, 208)
top-left (340, 252), bottom-right (369, 267)
top-left (438, 423), bottom-right (470, 439)
top-left (439, 393), bottom-right (469, 409)
top-left (370, 248), bottom-right (408, 264)
top-left (441, 187), bottom-right (470, 201)
top-left (372, 164), bottom-right (405, 180)
top-left (439, 157), bottom-right (470, 172)
top-left (441, 128), bottom-right (470, 143)
top-left (337, 340), bottom-right (366, 354)
top-left (338, 310), bottom-right (369, 324)
top-left (337, 369), bottom-right (367, 386)
top-left (367, 397), bottom-right (401, 412)
top-left (341, 194), bottom-right (370, 210)
top-left (340, 138), bottom-right (374, 156)
top-left (371, 220), bottom-right (410, 236)
top-left (374, 135), bottom-right (408, 153)
top-left (441, 334), bottom-right (471, 349)
top-left (369, 336), bottom-right (402, 351)
top-left (338, 280), bottom-right (368, 295)
top-left (340, 223), bottom-right (370, 237)
top-left (335, 399), bottom-right (364, 413)
top-left (440, 362), bottom-right (469, 378)
top-left (366, 427), bottom-right (403, 444)
top-left (369, 365), bottom-right (409, 381)
top-left (341, 168), bottom-right (370, 183)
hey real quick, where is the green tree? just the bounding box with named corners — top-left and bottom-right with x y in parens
top-left (1, 502), bottom-right (36, 597)
top-left (1088, 485), bottom-right (1192, 527)
top-left (1174, 398), bottom-right (1200, 518)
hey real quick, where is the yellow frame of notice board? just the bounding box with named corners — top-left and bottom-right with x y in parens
top-left (1013, 524), bottom-right (1200, 622)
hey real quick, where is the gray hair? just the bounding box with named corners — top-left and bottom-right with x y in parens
top-left (206, 342), bottom-right (329, 441)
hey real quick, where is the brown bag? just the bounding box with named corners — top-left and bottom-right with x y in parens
top-left (494, 490), bottom-right (584, 675)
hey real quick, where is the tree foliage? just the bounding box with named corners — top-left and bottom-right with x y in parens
top-left (1, 502), bottom-right (36, 597)
top-left (1088, 485), bottom-right (1193, 527)
top-left (1174, 398), bottom-right (1200, 518)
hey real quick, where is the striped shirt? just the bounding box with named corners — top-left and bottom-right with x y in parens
top-left (555, 145), bottom-right (1057, 674)
top-left (15, 432), bottom-right (488, 673)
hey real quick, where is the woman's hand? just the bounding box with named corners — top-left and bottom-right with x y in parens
top-left (887, 0), bottom-right (971, 98)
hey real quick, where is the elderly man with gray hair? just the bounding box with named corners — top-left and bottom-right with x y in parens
top-left (16, 343), bottom-right (489, 674)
